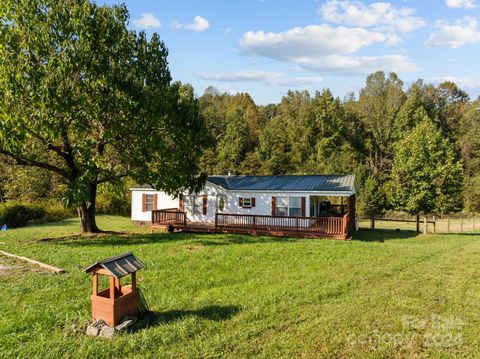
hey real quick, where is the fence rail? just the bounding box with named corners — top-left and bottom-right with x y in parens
top-left (215, 213), bottom-right (348, 236)
top-left (359, 215), bottom-right (480, 234)
top-left (152, 209), bottom-right (186, 226)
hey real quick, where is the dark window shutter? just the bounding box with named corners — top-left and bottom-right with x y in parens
top-left (153, 194), bottom-right (158, 211)
top-left (179, 194), bottom-right (184, 211)
top-left (239, 197), bottom-right (243, 208)
top-left (252, 197), bottom-right (256, 207)
top-left (271, 196), bottom-right (276, 216)
top-left (301, 197), bottom-right (306, 217)
top-left (142, 194), bottom-right (146, 212)
top-left (203, 195), bottom-right (207, 215)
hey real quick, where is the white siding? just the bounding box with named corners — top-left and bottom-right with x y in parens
top-left (131, 180), bottom-right (351, 223)
top-left (131, 190), bottom-right (178, 222)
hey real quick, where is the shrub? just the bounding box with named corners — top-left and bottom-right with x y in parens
top-left (0, 201), bottom-right (74, 228)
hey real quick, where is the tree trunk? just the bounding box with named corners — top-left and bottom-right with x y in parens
top-left (77, 183), bottom-right (100, 234)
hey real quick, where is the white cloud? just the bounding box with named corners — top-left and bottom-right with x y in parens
top-left (445, 0), bottom-right (477, 9)
top-left (427, 76), bottom-right (480, 90)
top-left (198, 70), bottom-right (323, 87)
top-left (240, 25), bottom-right (386, 59)
top-left (319, 0), bottom-right (425, 33)
top-left (425, 17), bottom-right (480, 48)
top-left (173, 16), bottom-right (210, 32)
top-left (296, 54), bottom-right (418, 75)
top-left (132, 13), bottom-right (161, 29)
top-left (239, 24), bottom-right (418, 75)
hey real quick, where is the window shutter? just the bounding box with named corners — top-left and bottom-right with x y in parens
top-left (301, 197), bottom-right (306, 217)
top-left (153, 194), bottom-right (158, 211)
top-left (252, 197), bottom-right (256, 207)
top-left (142, 194), bottom-right (146, 212)
top-left (202, 195), bottom-right (207, 215)
top-left (239, 197), bottom-right (243, 208)
top-left (271, 196), bottom-right (276, 216)
top-left (179, 194), bottom-right (184, 211)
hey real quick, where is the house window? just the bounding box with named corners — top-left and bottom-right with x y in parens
top-left (195, 194), bottom-right (203, 215)
top-left (145, 194), bottom-right (154, 211)
top-left (240, 197), bottom-right (255, 208)
top-left (289, 197), bottom-right (302, 217)
top-left (275, 197), bottom-right (302, 217)
top-left (275, 197), bottom-right (289, 216)
top-left (217, 195), bottom-right (226, 212)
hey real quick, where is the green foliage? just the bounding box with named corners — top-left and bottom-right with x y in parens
top-left (1, 165), bottom-right (65, 202)
top-left (0, 0), bottom-right (209, 231)
top-left (463, 175), bottom-right (480, 213)
top-left (391, 118), bottom-right (464, 214)
top-left (95, 180), bottom-right (131, 215)
top-left (357, 176), bottom-right (384, 217)
top-left (2, 216), bottom-right (480, 357)
top-left (0, 201), bottom-right (72, 228)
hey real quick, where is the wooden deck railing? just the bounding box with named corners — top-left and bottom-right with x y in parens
top-left (215, 213), bottom-right (348, 236)
top-left (152, 209), bottom-right (186, 226)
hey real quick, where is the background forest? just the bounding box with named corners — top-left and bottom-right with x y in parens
top-left (1, 71), bottom-right (478, 221)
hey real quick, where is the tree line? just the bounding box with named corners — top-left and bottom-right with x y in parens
top-left (0, 0), bottom-right (476, 233)
top-left (197, 72), bottom-right (475, 218)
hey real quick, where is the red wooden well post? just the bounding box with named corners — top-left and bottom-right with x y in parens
top-left (84, 252), bottom-right (145, 327)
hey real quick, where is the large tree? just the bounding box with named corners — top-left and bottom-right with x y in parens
top-left (0, 0), bottom-right (209, 233)
top-left (391, 118), bottom-right (464, 215)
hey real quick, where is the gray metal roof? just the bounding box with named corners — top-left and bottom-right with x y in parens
top-left (207, 175), bottom-right (355, 193)
top-left (131, 175), bottom-right (355, 193)
top-left (84, 252), bottom-right (145, 278)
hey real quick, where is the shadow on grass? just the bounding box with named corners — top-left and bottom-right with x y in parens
top-left (134, 305), bottom-right (241, 330)
top-left (49, 231), bottom-right (306, 247)
top-left (353, 229), bottom-right (420, 242)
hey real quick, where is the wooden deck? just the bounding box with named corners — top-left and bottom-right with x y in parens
top-left (151, 208), bottom-right (354, 240)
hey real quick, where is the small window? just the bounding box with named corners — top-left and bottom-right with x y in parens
top-left (289, 197), bottom-right (302, 217)
top-left (243, 197), bottom-right (252, 208)
top-left (217, 196), bottom-right (226, 212)
top-left (145, 194), bottom-right (154, 211)
top-left (275, 197), bottom-right (288, 216)
top-left (195, 194), bottom-right (203, 215)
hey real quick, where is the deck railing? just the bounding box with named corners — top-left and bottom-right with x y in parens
top-left (215, 213), bottom-right (348, 236)
top-left (152, 209), bottom-right (187, 226)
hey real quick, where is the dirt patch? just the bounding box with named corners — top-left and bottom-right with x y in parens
top-left (186, 245), bottom-right (204, 252)
top-left (0, 255), bottom-right (47, 277)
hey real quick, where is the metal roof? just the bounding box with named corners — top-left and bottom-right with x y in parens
top-left (84, 252), bottom-right (145, 278)
top-left (207, 175), bottom-right (355, 193)
top-left (130, 175), bottom-right (355, 193)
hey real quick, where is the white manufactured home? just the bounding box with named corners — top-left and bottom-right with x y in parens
top-left (130, 175), bottom-right (356, 239)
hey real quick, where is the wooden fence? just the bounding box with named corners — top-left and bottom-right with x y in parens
top-left (215, 213), bottom-right (347, 236)
top-left (152, 209), bottom-right (186, 226)
top-left (359, 214), bottom-right (480, 234)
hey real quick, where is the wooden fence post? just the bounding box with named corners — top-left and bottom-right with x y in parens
top-left (416, 215), bottom-right (420, 233)
top-left (460, 217), bottom-right (463, 233)
top-left (370, 216), bottom-right (375, 230)
top-left (447, 216), bottom-right (450, 233)
top-left (473, 215), bottom-right (475, 232)
top-left (433, 216), bottom-right (436, 234)
top-left (423, 216), bottom-right (427, 234)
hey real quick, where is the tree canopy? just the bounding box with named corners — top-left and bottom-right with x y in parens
top-left (0, 0), bottom-right (209, 232)
top-left (391, 118), bottom-right (464, 215)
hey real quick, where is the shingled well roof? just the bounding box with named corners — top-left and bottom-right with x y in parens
top-left (84, 252), bottom-right (145, 278)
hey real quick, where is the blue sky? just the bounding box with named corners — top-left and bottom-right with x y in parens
top-left (102, 0), bottom-right (480, 104)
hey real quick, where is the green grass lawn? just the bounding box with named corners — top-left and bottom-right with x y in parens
top-left (1, 215), bottom-right (479, 358)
